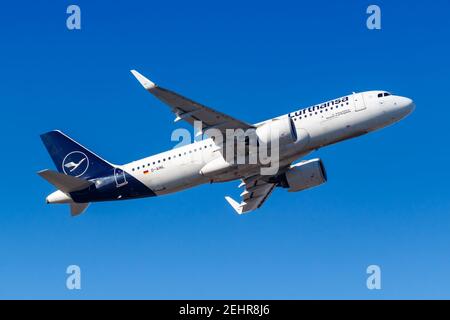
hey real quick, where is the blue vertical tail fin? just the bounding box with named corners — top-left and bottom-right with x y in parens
top-left (40, 130), bottom-right (114, 179)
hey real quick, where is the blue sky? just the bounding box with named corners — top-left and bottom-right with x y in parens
top-left (0, 0), bottom-right (450, 299)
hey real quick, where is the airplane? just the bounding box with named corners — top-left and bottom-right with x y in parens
top-left (38, 70), bottom-right (415, 216)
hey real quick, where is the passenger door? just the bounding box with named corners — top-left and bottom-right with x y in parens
top-left (353, 93), bottom-right (366, 111)
top-left (114, 168), bottom-right (128, 187)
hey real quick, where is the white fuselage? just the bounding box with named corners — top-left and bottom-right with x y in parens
top-left (120, 91), bottom-right (414, 196)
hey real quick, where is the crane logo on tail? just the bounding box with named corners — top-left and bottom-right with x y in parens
top-left (62, 151), bottom-right (89, 177)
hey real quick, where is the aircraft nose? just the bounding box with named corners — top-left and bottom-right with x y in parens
top-left (397, 96), bottom-right (415, 116)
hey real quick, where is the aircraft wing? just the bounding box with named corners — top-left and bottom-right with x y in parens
top-left (131, 70), bottom-right (254, 135)
top-left (225, 175), bottom-right (276, 214)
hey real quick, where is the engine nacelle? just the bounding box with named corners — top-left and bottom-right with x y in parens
top-left (284, 158), bottom-right (327, 192)
top-left (256, 116), bottom-right (297, 146)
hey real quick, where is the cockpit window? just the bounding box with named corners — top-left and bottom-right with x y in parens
top-left (378, 92), bottom-right (391, 98)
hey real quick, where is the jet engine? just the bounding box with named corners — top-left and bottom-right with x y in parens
top-left (256, 116), bottom-right (297, 146)
top-left (281, 158), bottom-right (327, 192)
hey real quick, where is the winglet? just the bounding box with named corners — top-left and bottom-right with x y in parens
top-left (225, 196), bottom-right (244, 215)
top-left (130, 69), bottom-right (156, 90)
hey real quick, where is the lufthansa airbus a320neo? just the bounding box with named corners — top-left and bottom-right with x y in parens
top-left (38, 70), bottom-right (415, 216)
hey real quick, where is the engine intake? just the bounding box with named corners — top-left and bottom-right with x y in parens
top-left (283, 158), bottom-right (327, 192)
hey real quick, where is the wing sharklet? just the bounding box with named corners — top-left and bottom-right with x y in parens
top-left (130, 70), bottom-right (156, 90)
top-left (225, 196), bottom-right (244, 215)
top-left (226, 175), bottom-right (277, 214)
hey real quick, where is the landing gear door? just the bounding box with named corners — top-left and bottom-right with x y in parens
top-left (114, 168), bottom-right (128, 187)
top-left (353, 93), bottom-right (366, 111)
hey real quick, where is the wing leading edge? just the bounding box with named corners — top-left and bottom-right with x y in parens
top-left (131, 70), bottom-right (254, 135)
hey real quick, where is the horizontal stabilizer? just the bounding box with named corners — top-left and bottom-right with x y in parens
top-left (70, 202), bottom-right (90, 216)
top-left (38, 169), bottom-right (93, 193)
